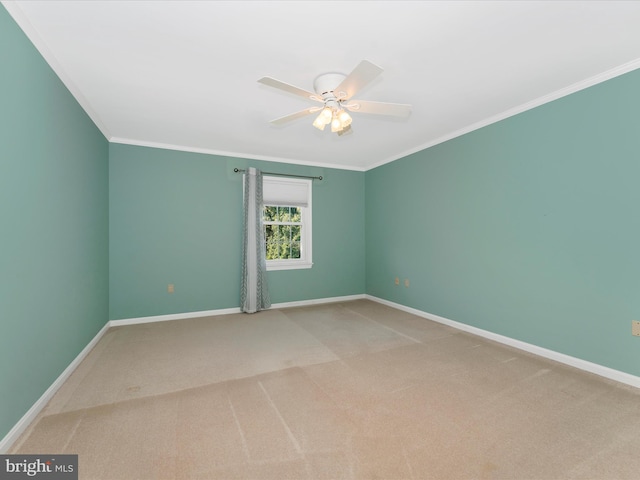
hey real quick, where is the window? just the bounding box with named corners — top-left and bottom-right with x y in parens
top-left (262, 176), bottom-right (312, 271)
top-left (264, 206), bottom-right (303, 260)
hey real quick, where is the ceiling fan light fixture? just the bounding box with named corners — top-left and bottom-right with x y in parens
top-left (259, 60), bottom-right (412, 137)
top-left (337, 124), bottom-right (352, 137)
top-left (313, 106), bottom-right (333, 130)
top-left (331, 114), bottom-right (343, 133)
top-left (320, 107), bottom-right (333, 123)
top-left (337, 109), bottom-right (352, 127)
top-left (312, 114), bottom-right (327, 131)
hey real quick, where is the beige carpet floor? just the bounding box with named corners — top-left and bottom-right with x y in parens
top-left (11, 300), bottom-right (640, 479)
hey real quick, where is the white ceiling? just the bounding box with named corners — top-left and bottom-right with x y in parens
top-left (5, 1), bottom-right (640, 171)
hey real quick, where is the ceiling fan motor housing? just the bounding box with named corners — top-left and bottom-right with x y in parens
top-left (313, 72), bottom-right (347, 98)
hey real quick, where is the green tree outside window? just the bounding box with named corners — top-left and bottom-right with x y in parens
top-left (263, 206), bottom-right (302, 260)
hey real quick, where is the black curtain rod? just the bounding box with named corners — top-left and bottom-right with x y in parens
top-left (233, 168), bottom-right (322, 181)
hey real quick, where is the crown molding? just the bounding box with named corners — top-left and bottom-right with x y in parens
top-left (366, 57), bottom-right (640, 171)
top-left (2, 1), bottom-right (111, 140)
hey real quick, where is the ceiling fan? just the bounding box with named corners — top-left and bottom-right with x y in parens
top-left (258, 60), bottom-right (412, 136)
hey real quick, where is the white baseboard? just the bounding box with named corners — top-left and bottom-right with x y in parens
top-left (271, 294), bottom-right (366, 310)
top-left (109, 307), bottom-right (242, 327)
top-left (366, 295), bottom-right (640, 389)
top-left (110, 294), bottom-right (367, 326)
top-left (0, 322), bottom-right (111, 453)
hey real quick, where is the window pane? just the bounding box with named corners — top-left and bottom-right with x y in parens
top-left (264, 205), bottom-right (303, 225)
top-left (291, 225), bottom-right (301, 241)
top-left (264, 206), bottom-right (277, 221)
top-left (266, 241), bottom-right (278, 260)
top-left (264, 225), bottom-right (274, 245)
top-left (275, 224), bottom-right (286, 238)
top-left (264, 224), bottom-right (275, 260)
top-left (280, 225), bottom-right (291, 259)
top-left (290, 241), bottom-right (301, 259)
top-left (283, 206), bottom-right (291, 221)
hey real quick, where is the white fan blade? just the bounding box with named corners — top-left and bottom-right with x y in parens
top-left (333, 60), bottom-right (383, 100)
top-left (269, 107), bottom-right (321, 126)
top-left (344, 100), bottom-right (412, 117)
top-left (258, 77), bottom-right (322, 102)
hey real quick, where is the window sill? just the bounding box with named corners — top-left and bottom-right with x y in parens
top-left (266, 261), bottom-right (313, 271)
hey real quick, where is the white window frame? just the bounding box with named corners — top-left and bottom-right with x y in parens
top-left (262, 176), bottom-right (312, 271)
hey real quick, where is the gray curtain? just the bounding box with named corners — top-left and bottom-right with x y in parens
top-left (241, 167), bottom-right (271, 313)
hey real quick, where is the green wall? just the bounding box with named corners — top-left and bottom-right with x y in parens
top-left (109, 144), bottom-right (365, 320)
top-left (366, 68), bottom-right (640, 377)
top-left (0, 5), bottom-right (109, 441)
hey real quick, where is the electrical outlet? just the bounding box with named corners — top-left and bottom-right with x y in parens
top-left (168, 284), bottom-right (175, 294)
top-left (404, 279), bottom-right (410, 288)
top-left (632, 320), bottom-right (640, 337)
top-left (394, 277), bottom-right (400, 285)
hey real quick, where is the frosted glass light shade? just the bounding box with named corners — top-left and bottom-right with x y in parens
top-left (337, 109), bottom-right (352, 127)
top-left (312, 114), bottom-right (327, 130)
